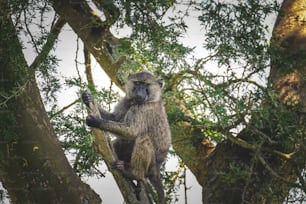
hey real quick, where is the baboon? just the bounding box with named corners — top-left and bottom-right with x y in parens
top-left (82, 71), bottom-right (171, 204)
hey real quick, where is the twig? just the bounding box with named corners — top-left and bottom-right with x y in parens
top-left (75, 37), bottom-right (82, 84)
top-left (183, 165), bottom-right (188, 204)
top-left (30, 17), bottom-right (65, 69)
top-left (84, 48), bottom-right (95, 86)
top-left (0, 81), bottom-right (28, 107)
top-left (257, 153), bottom-right (296, 186)
top-left (226, 133), bottom-right (296, 159)
top-left (49, 98), bottom-right (80, 119)
top-left (108, 80), bottom-right (113, 111)
top-left (226, 133), bottom-right (257, 151)
top-left (23, 9), bottom-right (39, 54)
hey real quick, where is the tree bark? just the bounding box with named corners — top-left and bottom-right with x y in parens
top-left (0, 3), bottom-right (101, 204)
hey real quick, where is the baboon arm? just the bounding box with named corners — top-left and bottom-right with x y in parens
top-left (96, 98), bottom-right (130, 122)
top-left (98, 107), bottom-right (116, 121)
top-left (111, 98), bottom-right (131, 121)
top-left (97, 120), bottom-right (136, 140)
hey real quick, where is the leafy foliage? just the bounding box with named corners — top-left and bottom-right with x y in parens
top-left (198, 0), bottom-right (279, 69)
top-left (114, 0), bottom-right (193, 80)
top-left (49, 83), bottom-right (120, 177)
top-left (51, 106), bottom-right (103, 177)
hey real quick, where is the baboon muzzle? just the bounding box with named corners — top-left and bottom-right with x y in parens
top-left (134, 84), bottom-right (149, 104)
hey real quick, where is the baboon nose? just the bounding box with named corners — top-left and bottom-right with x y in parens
top-left (134, 95), bottom-right (146, 104)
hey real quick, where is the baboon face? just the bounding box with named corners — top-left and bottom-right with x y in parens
top-left (125, 71), bottom-right (164, 104)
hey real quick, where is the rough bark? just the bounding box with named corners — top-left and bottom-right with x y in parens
top-left (270, 0), bottom-right (306, 110)
top-left (0, 3), bottom-right (101, 204)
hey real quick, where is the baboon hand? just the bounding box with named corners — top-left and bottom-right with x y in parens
top-left (86, 115), bottom-right (104, 128)
top-left (82, 91), bottom-right (94, 107)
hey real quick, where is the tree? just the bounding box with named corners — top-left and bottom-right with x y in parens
top-left (0, 0), bottom-right (305, 203)
top-left (0, 1), bottom-right (101, 203)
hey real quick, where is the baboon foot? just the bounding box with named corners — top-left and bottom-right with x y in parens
top-left (112, 160), bottom-right (125, 170)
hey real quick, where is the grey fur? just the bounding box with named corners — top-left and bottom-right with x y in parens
top-left (83, 71), bottom-right (171, 203)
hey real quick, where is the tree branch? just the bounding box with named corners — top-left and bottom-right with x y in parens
top-left (84, 48), bottom-right (95, 86)
top-left (51, 0), bottom-right (127, 90)
top-left (92, 0), bottom-right (120, 25)
top-left (257, 153), bottom-right (301, 189)
top-left (30, 16), bottom-right (66, 69)
top-left (49, 98), bottom-right (80, 119)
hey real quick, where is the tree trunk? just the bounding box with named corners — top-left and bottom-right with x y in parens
top-left (192, 0), bottom-right (306, 203)
top-left (0, 3), bottom-right (101, 204)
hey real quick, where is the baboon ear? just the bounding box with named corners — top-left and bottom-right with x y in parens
top-left (158, 79), bottom-right (164, 88)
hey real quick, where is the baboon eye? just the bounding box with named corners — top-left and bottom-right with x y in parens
top-left (146, 87), bottom-right (150, 95)
top-left (134, 81), bottom-right (141, 85)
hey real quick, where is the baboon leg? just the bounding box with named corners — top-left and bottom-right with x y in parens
top-left (147, 161), bottom-right (165, 204)
top-left (130, 137), bottom-right (154, 180)
top-left (112, 160), bottom-right (142, 200)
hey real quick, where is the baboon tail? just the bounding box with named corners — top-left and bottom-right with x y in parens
top-left (149, 172), bottom-right (165, 204)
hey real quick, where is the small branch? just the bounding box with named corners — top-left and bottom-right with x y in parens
top-left (216, 78), bottom-right (266, 91)
top-left (30, 17), bottom-right (66, 69)
top-left (84, 48), bottom-right (95, 86)
top-left (167, 54), bottom-right (218, 91)
top-left (248, 126), bottom-right (277, 144)
top-left (75, 37), bottom-right (83, 84)
top-left (0, 81), bottom-right (29, 107)
top-left (271, 149), bottom-right (296, 159)
top-left (226, 134), bottom-right (257, 151)
top-left (49, 98), bottom-right (80, 119)
top-left (92, 165), bottom-right (106, 178)
top-left (108, 80), bottom-right (113, 111)
top-left (23, 10), bottom-right (39, 54)
top-left (183, 165), bottom-right (188, 204)
top-left (257, 153), bottom-right (296, 185)
top-left (226, 133), bottom-right (296, 160)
